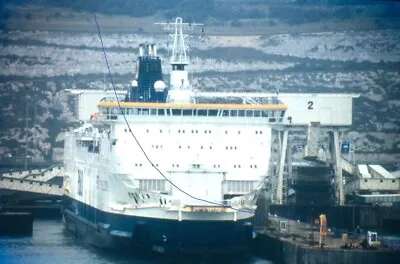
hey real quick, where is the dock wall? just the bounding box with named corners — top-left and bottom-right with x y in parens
top-left (254, 233), bottom-right (400, 264)
top-left (268, 204), bottom-right (400, 232)
top-left (0, 212), bottom-right (33, 235)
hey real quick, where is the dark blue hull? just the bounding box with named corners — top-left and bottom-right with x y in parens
top-left (62, 196), bottom-right (254, 254)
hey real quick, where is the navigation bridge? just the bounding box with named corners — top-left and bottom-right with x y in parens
top-left (0, 166), bottom-right (64, 202)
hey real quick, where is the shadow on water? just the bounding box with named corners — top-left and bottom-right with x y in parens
top-left (0, 219), bottom-right (273, 264)
top-left (78, 237), bottom-right (273, 264)
top-left (91, 250), bottom-right (273, 264)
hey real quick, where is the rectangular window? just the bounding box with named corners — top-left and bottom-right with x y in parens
top-left (261, 111), bottom-right (268, 117)
top-left (182, 109), bottom-right (192, 116)
top-left (150, 109), bottom-right (157, 116)
top-left (245, 110), bottom-right (254, 117)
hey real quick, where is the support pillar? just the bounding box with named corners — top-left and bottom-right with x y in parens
top-left (276, 129), bottom-right (288, 204)
top-left (332, 129), bottom-right (344, 205)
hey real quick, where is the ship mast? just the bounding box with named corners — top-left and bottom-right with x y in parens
top-left (156, 17), bottom-right (203, 103)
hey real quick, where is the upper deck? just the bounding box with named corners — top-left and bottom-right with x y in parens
top-left (96, 100), bottom-right (288, 124)
top-left (68, 89), bottom-right (358, 127)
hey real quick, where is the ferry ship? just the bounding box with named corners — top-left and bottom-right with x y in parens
top-left (62, 17), bottom-right (287, 254)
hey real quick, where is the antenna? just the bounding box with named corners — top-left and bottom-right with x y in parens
top-left (156, 17), bottom-right (203, 66)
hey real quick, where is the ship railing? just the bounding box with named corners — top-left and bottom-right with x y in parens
top-left (181, 200), bottom-right (233, 208)
top-left (242, 96), bottom-right (286, 122)
top-left (100, 96), bottom-right (125, 102)
top-left (168, 199), bottom-right (234, 209)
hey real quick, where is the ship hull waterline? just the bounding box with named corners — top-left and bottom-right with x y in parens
top-left (62, 197), bottom-right (255, 255)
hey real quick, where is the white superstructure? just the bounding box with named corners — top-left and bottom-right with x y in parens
top-left (64, 100), bottom-right (287, 221)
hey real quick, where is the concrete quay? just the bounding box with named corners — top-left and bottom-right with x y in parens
top-left (253, 215), bottom-right (400, 264)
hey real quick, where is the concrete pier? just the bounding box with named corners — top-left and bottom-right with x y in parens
top-left (254, 232), bottom-right (400, 264)
top-left (0, 212), bottom-right (33, 235)
top-left (252, 214), bottom-right (400, 264)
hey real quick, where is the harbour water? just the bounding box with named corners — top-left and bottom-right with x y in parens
top-left (0, 219), bottom-right (273, 264)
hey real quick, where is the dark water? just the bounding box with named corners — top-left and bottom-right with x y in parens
top-left (0, 219), bottom-right (273, 264)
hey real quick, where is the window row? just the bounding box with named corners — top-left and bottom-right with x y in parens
top-left (100, 107), bottom-right (285, 119)
top-left (134, 163), bottom-right (259, 169)
top-left (140, 129), bottom-right (265, 135)
top-left (179, 145), bottom-right (214, 150)
top-left (233, 165), bottom-right (258, 169)
top-left (128, 192), bottom-right (151, 203)
top-left (148, 145), bottom-right (243, 150)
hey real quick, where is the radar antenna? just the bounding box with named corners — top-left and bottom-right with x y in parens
top-left (156, 17), bottom-right (203, 66)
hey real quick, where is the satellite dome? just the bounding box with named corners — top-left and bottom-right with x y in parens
top-left (154, 80), bottom-right (166, 92)
top-left (131, 80), bottom-right (138, 87)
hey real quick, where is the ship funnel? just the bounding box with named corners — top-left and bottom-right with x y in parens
top-left (139, 44), bottom-right (144, 57)
top-left (152, 44), bottom-right (157, 57)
